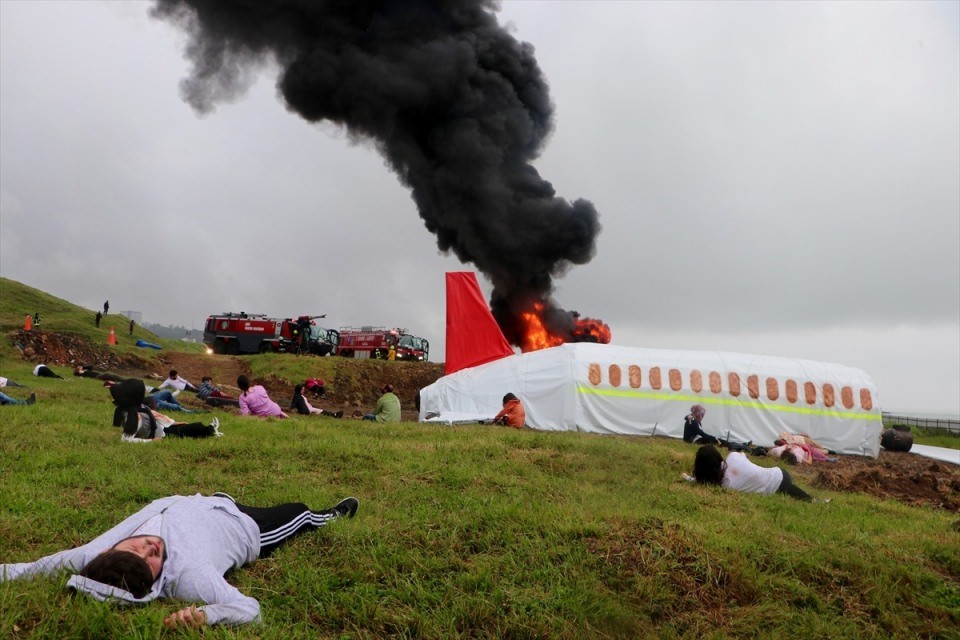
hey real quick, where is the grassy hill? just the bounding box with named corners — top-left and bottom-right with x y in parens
top-left (0, 278), bottom-right (958, 639)
top-left (0, 277), bottom-right (204, 365)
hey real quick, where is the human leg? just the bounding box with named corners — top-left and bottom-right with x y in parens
top-left (0, 391), bottom-right (23, 405)
top-left (205, 396), bottom-right (240, 407)
top-left (163, 422), bottom-right (215, 438)
top-left (776, 468), bottom-right (813, 501)
top-left (152, 390), bottom-right (178, 403)
top-left (155, 399), bottom-right (188, 412)
top-left (234, 497), bottom-right (359, 557)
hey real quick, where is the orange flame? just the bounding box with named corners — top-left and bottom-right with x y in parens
top-left (518, 301), bottom-right (611, 352)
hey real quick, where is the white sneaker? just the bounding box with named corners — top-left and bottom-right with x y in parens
top-left (211, 417), bottom-right (223, 437)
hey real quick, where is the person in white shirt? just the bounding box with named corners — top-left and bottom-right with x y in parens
top-left (157, 370), bottom-right (199, 394)
top-left (0, 376), bottom-right (26, 388)
top-left (1, 493), bottom-right (359, 628)
top-left (692, 445), bottom-right (816, 501)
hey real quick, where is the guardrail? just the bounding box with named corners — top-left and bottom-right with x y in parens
top-left (882, 413), bottom-right (960, 435)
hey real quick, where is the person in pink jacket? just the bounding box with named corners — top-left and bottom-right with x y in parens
top-left (236, 375), bottom-right (287, 418)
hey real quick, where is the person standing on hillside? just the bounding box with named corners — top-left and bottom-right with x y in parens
top-left (0, 493), bottom-right (359, 627)
top-left (95, 311), bottom-right (102, 327)
top-left (103, 300), bottom-right (110, 315)
top-left (236, 375), bottom-right (287, 418)
top-left (362, 384), bottom-right (401, 423)
top-left (129, 319), bottom-right (135, 337)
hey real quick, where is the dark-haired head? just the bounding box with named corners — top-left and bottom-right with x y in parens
top-left (202, 376), bottom-right (212, 383)
top-left (693, 445), bottom-right (725, 485)
top-left (381, 384), bottom-right (393, 394)
top-left (783, 450), bottom-right (800, 465)
top-left (502, 392), bottom-right (517, 404)
top-left (168, 370), bottom-right (178, 379)
top-left (293, 383), bottom-right (304, 396)
top-left (79, 550), bottom-right (154, 598)
top-left (237, 375), bottom-right (250, 392)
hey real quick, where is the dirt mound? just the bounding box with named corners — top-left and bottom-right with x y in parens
top-left (8, 331), bottom-right (959, 511)
top-left (797, 449), bottom-right (960, 512)
top-left (12, 329), bottom-right (151, 374)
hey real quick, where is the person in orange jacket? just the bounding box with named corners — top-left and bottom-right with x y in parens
top-left (493, 392), bottom-right (525, 428)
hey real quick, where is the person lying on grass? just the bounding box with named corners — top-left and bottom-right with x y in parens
top-left (691, 444), bottom-right (826, 502)
top-left (120, 401), bottom-right (222, 442)
top-left (197, 376), bottom-right (240, 407)
top-left (0, 493), bottom-right (359, 627)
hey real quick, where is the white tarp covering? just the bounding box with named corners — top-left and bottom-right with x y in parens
top-left (908, 445), bottom-right (960, 465)
top-left (420, 343), bottom-right (883, 457)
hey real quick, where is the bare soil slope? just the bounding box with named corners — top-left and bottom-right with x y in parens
top-left (12, 330), bottom-right (960, 512)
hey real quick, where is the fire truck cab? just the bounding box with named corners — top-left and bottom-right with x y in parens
top-left (337, 326), bottom-right (429, 361)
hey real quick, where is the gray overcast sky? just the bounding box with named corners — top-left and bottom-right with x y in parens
top-left (1, 1), bottom-right (957, 415)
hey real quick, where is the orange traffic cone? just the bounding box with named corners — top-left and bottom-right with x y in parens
top-left (23, 314), bottom-right (32, 331)
top-left (108, 326), bottom-right (116, 345)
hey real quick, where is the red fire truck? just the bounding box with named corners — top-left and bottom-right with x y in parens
top-left (336, 326), bottom-right (429, 361)
top-left (203, 313), bottom-right (338, 356)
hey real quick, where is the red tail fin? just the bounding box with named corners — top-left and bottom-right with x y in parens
top-left (445, 272), bottom-right (514, 375)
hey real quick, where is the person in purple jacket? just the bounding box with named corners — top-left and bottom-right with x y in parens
top-left (0, 493), bottom-right (359, 628)
top-left (236, 375), bottom-right (287, 418)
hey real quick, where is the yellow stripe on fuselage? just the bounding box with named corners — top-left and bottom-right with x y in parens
top-left (577, 385), bottom-right (882, 421)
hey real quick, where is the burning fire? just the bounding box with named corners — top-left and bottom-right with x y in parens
top-left (518, 301), bottom-right (611, 352)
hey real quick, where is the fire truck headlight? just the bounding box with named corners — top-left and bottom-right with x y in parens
top-left (206, 347), bottom-right (214, 355)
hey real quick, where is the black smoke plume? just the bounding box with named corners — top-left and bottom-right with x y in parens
top-left (151, 0), bottom-right (601, 347)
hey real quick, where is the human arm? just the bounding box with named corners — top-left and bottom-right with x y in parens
top-left (238, 393), bottom-right (251, 416)
top-left (167, 566), bottom-right (261, 626)
top-left (1, 546), bottom-right (99, 581)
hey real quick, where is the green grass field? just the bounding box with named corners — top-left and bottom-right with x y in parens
top-left (1, 278), bottom-right (959, 639)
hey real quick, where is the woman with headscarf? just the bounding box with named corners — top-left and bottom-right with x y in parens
top-left (682, 404), bottom-right (718, 444)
